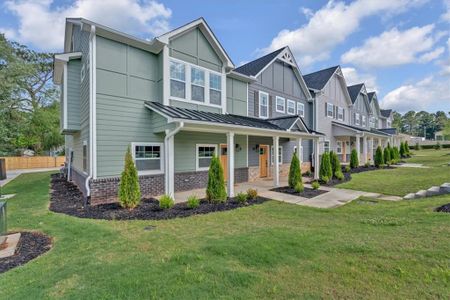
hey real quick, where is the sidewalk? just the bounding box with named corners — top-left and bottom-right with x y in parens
top-left (0, 168), bottom-right (60, 187)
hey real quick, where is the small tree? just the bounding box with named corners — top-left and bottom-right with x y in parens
top-left (374, 146), bottom-right (384, 168)
top-left (399, 142), bottom-right (406, 158)
top-left (389, 146), bottom-right (395, 163)
top-left (383, 147), bottom-right (391, 165)
top-left (405, 141), bottom-right (410, 155)
top-left (350, 148), bottom-right (359, 169)
top-left (288, 152), bottom-right (301, 188)
top-left (330, 151), bottom-right (341, 178)
top-left (118, 146), bottom-right (141, 209)
top-left (319, 152), bottom-right (333, 183)
top-left (393, 147), bottom-right (400, 162)
top-left (206, 155), bottom-right (227, 203)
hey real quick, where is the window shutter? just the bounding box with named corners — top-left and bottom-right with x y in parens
top-left (254, 91), bottom-right (259, 118)
top-left (325, 102), bottom-right (328, 116)
top-left (343, 109), bottom-right (345, 121)
top-left (269, 95), bottom-right (273, 118)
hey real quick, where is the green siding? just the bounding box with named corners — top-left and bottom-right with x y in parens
top-left (67, 60), bottom-right (81, 130)
top-left (226, 77), bottom-right (247, 116)
top-left (174, 132), bottom-right (247, 172)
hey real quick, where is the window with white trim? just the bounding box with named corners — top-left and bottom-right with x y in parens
top-left (276, 96), bottom-right (285, 113)
top-left (355, 113), bottom-right (360, 126)
top-left (259, 91), bottom-right (269, 118)
top-left (297, 102), bottom-right (305, 117)
top-left (362, 115), bottom-right (367, 127)
top-left (170, 61), bottom-right (186, 99)
top-left (287, 100), bottom-right (295, 115)
top-left (196, 144), bottom-right (217, 171)
top-left (270, 146), bottom-right (283, 165)
top-left (327, 103), bottom-right (334, 118)
top-left (132, 143), bottom-right (164, 174)
top-left (336, 141), bottom-right (343, 154)
top-left (369, 116), bottom-right (375, 128)
top-left (338, 107), bottom-right (344, 121)
top-left (191, 67), bottom-right (205, 102)
top-left (209, 73), bottom-right (221, 105)
top-left (324, 141), bottom-right (330, 153)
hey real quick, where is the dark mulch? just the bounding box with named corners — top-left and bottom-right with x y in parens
top-left (320, 172), bottom-right (352, 187)
top-left (270, 186), bottom-right (328, 198)
top-left (0, 232), bottom-right (52, 274)
top-left (346, 165), bottom-right (395, 174)
top-left (436, 203), bottom-right (450, 213)
top-left (49, 175), bottom-right (268, 220)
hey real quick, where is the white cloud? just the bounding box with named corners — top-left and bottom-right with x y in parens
top-left (341, 67), bottom-right (378, 92)
top-left (2, 0), bottom-right (172, 51)
top-left (381, 76), bottom-right (450, 112)
top-left (442, 0), bottom-right (450, 22)
top-left (261, 0), bottom-right (427, 67)
top-left (342, 25), bottom-right (442, 68)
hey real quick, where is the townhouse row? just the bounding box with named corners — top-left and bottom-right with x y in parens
top-left (53, 18), bottom-right (400, 204)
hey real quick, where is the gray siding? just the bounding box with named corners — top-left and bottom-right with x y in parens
top-left (226, 77), bottom-right (247, 116)
top-left (66, 59), bottom-right (81, 130)
top-left (350, 93), bottom-right (370, 129)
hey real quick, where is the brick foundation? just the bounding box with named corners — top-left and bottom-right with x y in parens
top-left (175, 167), bottom-right (248, 192)
top-left (70, 168), bottom-right (88, 196)
top-left (248, 162), bottom-right (311, 182)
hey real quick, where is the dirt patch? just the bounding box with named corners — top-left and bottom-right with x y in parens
top-left (436, 203), bottom-right (450, 213)
top-left (49, 174), bottom-right (268, 221)
top-left (270, 186), bottom-right (328, 198)
top-left (0, 232), bottom-right (52, 274)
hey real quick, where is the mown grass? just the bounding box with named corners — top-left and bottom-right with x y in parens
top-left (0, 169), bottom-right (449, 299)
top-left (337, 149), bottom-right (450, 196)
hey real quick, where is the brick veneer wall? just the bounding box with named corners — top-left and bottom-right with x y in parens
top-left (174, 167), bottom-right (248, 192)
top-left (70, 168), bottom-right (88, 197)
top-left (248, 163), bottom-right (311, 182)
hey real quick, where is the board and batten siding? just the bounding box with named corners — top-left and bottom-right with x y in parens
top-left (351, 93), bottom-right (370, 129)
top-left (95, 36), bottom-right (164, 178)
top-left (174, 132), bottom-right (247, 173)
top-left (226, 77), bottom-right (247, 116)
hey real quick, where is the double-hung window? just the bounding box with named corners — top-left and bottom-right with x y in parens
top-left (196, 144), bottom-right (217, 171)
top-left (338, 107), bottom-right (344, 121)
top-left (209, 73), bottom-right (222, 105)
top-left (287, 100), bottom-right (295, 115)
top-left (355, 113), bottom-right (360, 126)
top-left (276, 96), bottom-right (285, 113)
top-left (191, 67), bottom-right (205, 102)
top-left (259, 91), bottom-right (269, 118)
top-left (270, 146), bottom-right (283, 165)
top-left (297, 102), bottom-right (305, 117)
top-left (327, 103), bottom-right (334, 117)
top-left (336, 141), bottom-right (343, 154)
top-left (362, 115), bottom-right (366, 127)
top-left (170, 61), bottom-right (186, 99)
top-left (132, 143), bottom-right (164, 174)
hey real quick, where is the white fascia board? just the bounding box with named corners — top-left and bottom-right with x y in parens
top-left (226, 71), bottom-right (257, 83)
top-left (53, 52), bottom-right (82, 84)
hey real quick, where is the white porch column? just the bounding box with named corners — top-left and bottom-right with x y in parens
top-left (296, 138), bottom-right (302, 165)
top-left (355, 135), bottom-right (361, 165)
top-left (314, 138), bottom-right (320, 179)
top-left (166, 135), bottom-right (175, 197)
top-left (370, 137), bottom-right (374, 162)
top-left (227, 132), bottom-right (235, 197)
top-left (362, 135), bottom-right (368, 164)
top-left (273, 136), bottom-right (280, 187)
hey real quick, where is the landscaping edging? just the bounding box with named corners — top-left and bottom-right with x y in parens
top-left (50, 174), bottom-right (268, 221)
top-left (404, 183), bottom-right (450, 200)
top-left (270, 186), bottom-right (328, 198)
top-left (0, 232), bottom-right (52, 274)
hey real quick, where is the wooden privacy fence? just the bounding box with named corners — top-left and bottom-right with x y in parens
top-left (0, 156), bottom-right (65, 170)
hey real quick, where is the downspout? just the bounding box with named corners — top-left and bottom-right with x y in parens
top-left (164, 122), bottom-right (184, 196)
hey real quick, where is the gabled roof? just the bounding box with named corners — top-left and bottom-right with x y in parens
top-left (303, 66), bottom-right (339, 91)
top-left (234, 48), bottom-right (285, 76)
top-left (332, 121), bottom-right (391, 137)
top-left (380, 109), bottom-right (392, 118)
top-left (347, 84), bottom-right (365, 104)
top-left (367, 91), bottom-right (381, 116)
top-left (266, 115), bottom-right (316, 134)
top-left (367, 92), bottom-right (376, 103)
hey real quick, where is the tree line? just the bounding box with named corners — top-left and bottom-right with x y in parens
top-left (0, 34), bottom-right (62, 156)
top-left (392, 110), bottom-right (449, 139)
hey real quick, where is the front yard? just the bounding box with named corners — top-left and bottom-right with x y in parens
top-left (0, 150), bottom-right (449, 299)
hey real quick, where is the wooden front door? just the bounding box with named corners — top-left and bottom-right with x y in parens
top-left (259, 145), bottom-right (268, 177)
top-left (220, 144), bottom-right (228, 181)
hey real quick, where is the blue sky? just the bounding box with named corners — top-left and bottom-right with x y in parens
top-left (1, 0), bottom-right (449, 113)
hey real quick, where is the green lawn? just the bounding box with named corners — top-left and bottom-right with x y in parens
top-left (0, 171), bottom-right (449, 299)
top-left (337, 149), bottom-right (450, 196)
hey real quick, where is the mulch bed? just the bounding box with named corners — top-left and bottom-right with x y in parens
top-left (0, 232), bottom-right (52, 274)
top-left (49, 174), bottom-right (268, 221)
top-left (436, 203), bottom-right (450, 213)
top-left (270, 186), bottom-right (328, 198)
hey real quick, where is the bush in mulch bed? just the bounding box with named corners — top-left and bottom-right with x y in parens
top-left (49, 174), bottom-right (268, 221)
top-left (436, 203), bottom-right (450, 213)
top-left (270, 186), bottom-right (328, 198)
top-left (320, 172), bottom-right (352, 187)
top-left (0, 232), bottom-right (52, 274)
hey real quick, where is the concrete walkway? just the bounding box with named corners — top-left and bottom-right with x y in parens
top-left (173, 177), bottom-right (400, 209)
top-left (394, 163), bottom-right (429, 168)
top-left (0, 167), bottom-right (60, 187)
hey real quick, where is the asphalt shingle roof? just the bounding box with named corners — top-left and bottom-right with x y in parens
top-left (332, 121), bottom-right (391, 136)
top-left (234, 48), bottom-right (285, 76)
top-left (302, 66), bottom-right (339, 91)
top-left (378, 128), bottom-right (397, 134)
top-left (367, 92), bottom-right (376, 103)
top-left (347, 84), bottom-right (364, 104)
top-left (380, 109), bottom-right (392, 118)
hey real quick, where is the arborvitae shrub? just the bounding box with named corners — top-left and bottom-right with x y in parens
top-left (374, 146), bottom-right (384, 168)
top-left (405, 141), bottom-right (410, 154)
top-left (389, 147), bottom-right (395, 163)
top-left (330, 151), bottom-right (342, 178)
top-left (383, 147), bottom-right (391, 165)
top-left (335, 170), bottom-right (344, 181)
top-left (319, 152), bottom-right (332, 183)
top-left (288, 152), bottom-right (302, 188)
top-left (118, 146), bottom-right (141, 209)
top-left (399, 142), bottom-right (406, 158)
top-left (393, 147), bottom-right (400, 162)
top-left (206, 155), bottom-right (227, 203)
top-left (350, 149), bottom-right (359, 169)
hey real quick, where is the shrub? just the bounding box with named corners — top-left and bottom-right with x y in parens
top-left (364, 162), bottom-right (370, 168)
top-left (159, 194), bottom-right (174, 209)
top-left (399, 142), bottom-right (406, 158)
top-left (247, 188), bottom-right (258, 200)
top-left (288, 152), bottom-right (301, 189)
top-left (236, 192), bottom-right (248, 204)
top-left (118, 146), bottom-right (141, 209)
top-left (303, 170), bottom-right (312, 177)
top-left (206, 155), bottom-right (227, 203)
top-left (383, 147), bottom-right (391, 165)
top-left (405, 141), bottom-right (410, 154)
top-left (350, 149), bottom-right (359, 169)
top-left (319, 152), bottom-right (332, 183)
top-left (335, 170), bottom-right (344, 181)
top-left (311, 181), bottom-right (320, 190)
top-left (330, 151), bottom-right (342, 178)
top-left (414, 143), bottom-right (420, 150)
top-left (389, 147), bottom-right (395, 163)
top-left (344, 165), bottom-right (351, 173)
top-left (393, 147), bottom-right (400, 162)
top-left (294, 181), bottom-right (304, 193)
top-left (374, 146), bottom-right (384, 168)
top-left (187, 195), bottom-right (200, 209)
top-left (435, 142), bottom-right (441, 150)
